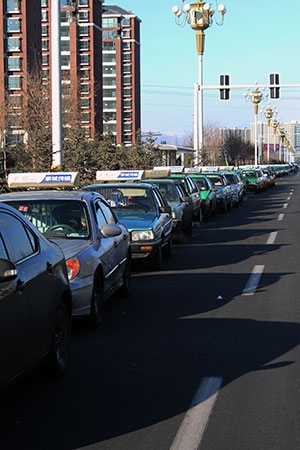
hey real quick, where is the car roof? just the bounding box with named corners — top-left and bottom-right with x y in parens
top-left (0, 189), bottom-right (103, 202)
top-left (84, 182), bottom-right (156, 190)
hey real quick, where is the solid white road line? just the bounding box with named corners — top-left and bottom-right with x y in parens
top-left (170, 377), bottom-right (223, 450)
top-left (242, 265), bottom-right (265, 296)
top-left (278, 213), bottom-right (284, 221)
top-left (266, 231), bottom-right (277, 245)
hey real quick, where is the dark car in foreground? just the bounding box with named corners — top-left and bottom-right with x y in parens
top-left (0, 203), bottom-right (72, 391)
top-left (1, 172), bottom-right (132, 327)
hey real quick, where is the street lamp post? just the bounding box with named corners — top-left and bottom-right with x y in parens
top-left (271, 118), bottom-right (279, 161)
top-left (172, 1), bottom-right (226, 166)
top-left (245, 85), bottom-right (267, 165)
top-left (264, 104), bottom-right (274, 162)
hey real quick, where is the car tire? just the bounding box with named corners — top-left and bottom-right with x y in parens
top-left (120, 253), bottom-right (132, 297)
top-left (89, 272), bottom-right (103, 327)
top-left (46, 301), bottom-right (71, 376)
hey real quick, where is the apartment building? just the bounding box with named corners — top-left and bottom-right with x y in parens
top-left (41, 0), bottom-right (103, 139)
top-left (0, 0), bottom-right (41, 144)
top-left (1, 1), bottom-right (142, 146)
top-left (102, 5), bottom-right (141, 145)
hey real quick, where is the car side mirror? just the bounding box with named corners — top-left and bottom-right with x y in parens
top-left (101, 224), bottom-right (122, 238)
top-left (0, 258), bottom-right (18, 282)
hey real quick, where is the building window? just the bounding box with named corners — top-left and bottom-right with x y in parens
top-left (103, 78), bottom-right (116, 87)
top-left (103, 112), bottom-right (116, 121)
top-left (123, 88), bottom-right (132, 97)
top-left (6, 0), bottom-right (20, 13)
top-left (124, 123), bottom-right (132, 131)
top-left (61, 54), bottom-right (70, 66)
top-left (42, 54), bottom-right (49, 66)
top-left (42, 39), bottom-right (49, 51)
top-left (61, 39), bottom-right (70, 51)
top-left (123, 76), bottom-right (131, 85)
top-left (79, 10), bottom-right (89, 21)
top-left (7, 56), bottom-right (21, 71)
top-left (7, 18), bottom-right (21, 32)
top-left (122, 17), bottom-right (131, 27)
top-left (80, 54), bottom-right (90, 65)
top-left (102, 18), bottom-right (119, 28)
top-left (78, 0), bottom-right (88, 5)
top-left (81, 112), bottom-right (90, 123)
top-left (122, 30), bottom-right (131, 38)
top-left (80, 68), bottom-right (90, 79)
top-left (7, 37), bottom-right (21, 51)
top-left (123, 99), bottom-right (132, 109)
top-left (81, 98), bottom-right (90, 109)
top-left (79, 25), bottom-right (89, 36)
top-left (124, 111), bottom-right (132, 120)
top-left (123, 65), bottom-right (131, 74)
top-left (103, 100), bottom-right (116, 110)
top-left (103, 54), bottom-right (116, 63)
top-left (41, 25), bottom-right (48, 36)
top-left (103, 66), bottom-right (116, 75)
top-left (103, 89), bottom-right (116, 98)
top-left (42, 68), bottom-right (49, 79)
top-left (80, 83), bottom-right (90, 94)
top-left (80, 40), bottom-right (89, 51)
top-left (104, 123), bottom-right (116, 133)
top-left (7, 76), bottom-right (22, 90)
top-left (41, 10), bottom-right (48, 22)
top-left (102, 30), bottom-right (118, 39)
top-left (123, 53), bottom-right (131, 62)
top-left (41, 0), bottom-right (48, 6)
top-left (103, 41), bottom-right (116, 51)
top-left (61, 25), bottom-right (70, 37)
top-left (124, 135), bottom-right (132, 144)
top-left (123, 42), bottom-right (131, 51)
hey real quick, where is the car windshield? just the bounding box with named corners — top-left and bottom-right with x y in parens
top-left (207, 175), bottom-right (224, 186)
top-left (95, 187), bottom-right (156, 212)
top-left (225, 174), bottom-right (238, 184)
top-left (5, 199), bottom-right (90, 238)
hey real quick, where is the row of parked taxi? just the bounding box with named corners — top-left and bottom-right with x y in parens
top-left (0, 163), bottom-right (295, 390)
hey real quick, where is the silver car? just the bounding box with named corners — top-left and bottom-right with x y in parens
top-left (0, 203), bottom-right (72, 390)
top-left (1, 189), bottom-right (132, 327)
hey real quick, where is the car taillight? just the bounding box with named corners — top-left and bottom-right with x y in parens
top-left (66, 258), bottom-right (80, 280)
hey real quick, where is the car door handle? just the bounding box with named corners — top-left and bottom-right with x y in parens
top-left (114, 241), bottom-right (118, 248)
top-left (47, 261), bottom-right (53, 274)
top-left (123, 233), bottom-right (128, 240)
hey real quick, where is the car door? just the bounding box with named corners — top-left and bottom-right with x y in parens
top-left (0, 211), bottom-right (31, 384)
top-left (94, 199), bottom-right (124, 292)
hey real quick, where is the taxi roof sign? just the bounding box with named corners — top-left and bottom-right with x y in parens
top-left (144, 169), bottom-right (170, 179)
top-left (154, 166), bottom-right (184, 173)
top-left (7, 172), bottom-right (80, 189)
top-left (96, 170), bottom-right (145, 181)
top-left (184, 167), bottom-right (201, 173)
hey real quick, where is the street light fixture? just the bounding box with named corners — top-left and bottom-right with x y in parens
top-left (172, 1), bottom-right (226, 166)
top-left (271, 117), bottom-right (279, 161)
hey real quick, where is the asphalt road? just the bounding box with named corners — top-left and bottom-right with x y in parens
top-left (1, 172), bottom-right (300, 450)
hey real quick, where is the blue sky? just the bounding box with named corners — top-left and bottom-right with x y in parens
top-left (105, 1), bottom-right (300, 139)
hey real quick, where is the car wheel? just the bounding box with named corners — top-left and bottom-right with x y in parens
top-left (89, 273), bottom-right (103, 327)
top-left (46, 301), bottom-right (71, 376)
top-left (120, 253), bottom-right (132, 297)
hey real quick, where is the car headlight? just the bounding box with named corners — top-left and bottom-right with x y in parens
top-left (131, 230), bottom-right (155, 241)
top-left (66, 257), bottom-right (80, 280)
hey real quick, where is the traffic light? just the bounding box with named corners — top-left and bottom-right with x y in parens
top-left (269, 73), bottom-right (280, 99)
top-left (219, 74), bottom-right (230, 100)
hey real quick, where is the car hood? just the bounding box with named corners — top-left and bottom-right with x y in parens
top-left (49, 238), bottom-right (90, 260)
top-left (114, 211), bottom-right (158, 231)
